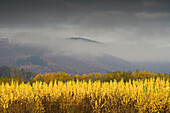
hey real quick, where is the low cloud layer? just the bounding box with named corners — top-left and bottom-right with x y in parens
top-left (0, 0), bottom-right (170, 62)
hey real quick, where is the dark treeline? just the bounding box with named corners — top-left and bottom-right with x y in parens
top-left (0, 66), bottom-right (35, 82)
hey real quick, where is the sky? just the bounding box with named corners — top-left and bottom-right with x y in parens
top-left (0, 0), bottom-right (170, 62)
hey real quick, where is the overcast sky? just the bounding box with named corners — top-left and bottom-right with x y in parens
top-left (0, 0), bottom-right (170, 62)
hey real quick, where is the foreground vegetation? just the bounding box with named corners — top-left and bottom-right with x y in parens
top-left (0, 77), bottom-right (170, 113)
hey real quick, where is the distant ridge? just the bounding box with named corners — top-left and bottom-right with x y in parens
top-left (69, 37), bottom-right (100, 43)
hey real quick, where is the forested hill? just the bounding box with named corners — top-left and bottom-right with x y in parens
top-left (0, 38), bottom-right (45, 66)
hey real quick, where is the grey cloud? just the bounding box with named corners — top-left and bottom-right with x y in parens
top-left (0, 0), bottom-right (170, 27)
top-left (136, 12), bottom-right (170, 18)
top-left (1, 0), bottom-right (170, 62)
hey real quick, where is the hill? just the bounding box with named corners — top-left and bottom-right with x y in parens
top-left (68, 37), bottom-right (100, 43)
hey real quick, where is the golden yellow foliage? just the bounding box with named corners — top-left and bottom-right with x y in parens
top-left (0, 77), bottom-right (170, 112)
top-left (32, 72), bottom-right (71, 84)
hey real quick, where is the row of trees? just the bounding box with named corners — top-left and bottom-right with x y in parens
top-left (1, 65), bottom-right (169, 84)
top-left (31, 70), bottom-right (170, 84)
top-left (30, 72), bottom-right (71, 83)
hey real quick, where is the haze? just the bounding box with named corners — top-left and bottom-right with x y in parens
top-left (0, 0), bottom-right (170, 62)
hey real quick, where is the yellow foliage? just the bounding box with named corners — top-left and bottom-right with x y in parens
top-left (0, 77), bottom-right (170, 112)
top-left (32, 72), bottom-right (71, 84)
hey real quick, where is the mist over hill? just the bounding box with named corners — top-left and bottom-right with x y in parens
top-left (1, 37), bottom-right (170, 75)
top-left (0, 37), bottom-right (136, 74)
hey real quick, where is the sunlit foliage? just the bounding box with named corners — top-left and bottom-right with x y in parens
top-left (0, 78), bottom-right (170, 112)
top-left (30, 72), bottom-right (71, 84)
